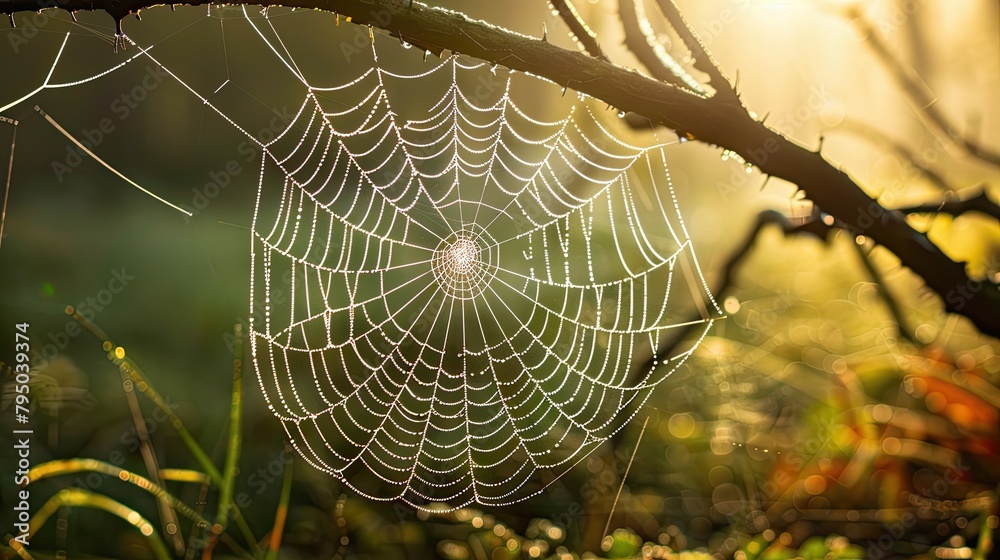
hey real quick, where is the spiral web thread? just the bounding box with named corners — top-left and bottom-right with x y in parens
top-left (248, 29), bottom-right (722, 509)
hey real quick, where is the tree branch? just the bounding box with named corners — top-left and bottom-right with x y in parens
top-left (547, 0), bottom-right (609, 62)
top-left (850, 239), bottom-right (920, 345)
top-left (895, 190), bottom-right (1000, 222)
top-left (644, 209), bottom-right (919, 370)
top-left (3, 0), bottom-right (998, 337)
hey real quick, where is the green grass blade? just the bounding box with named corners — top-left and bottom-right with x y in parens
top-left (68, 307), bottom-right (262, 557)
top-left (28, 488), bottom-right (171, 560)
top-left (3, 534), bottom-right (36, 560)
top-left (214, 323), bottom-right (244, 534)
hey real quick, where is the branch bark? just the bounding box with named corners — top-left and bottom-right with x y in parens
top-left (4, 0), bottom-right (999, 336)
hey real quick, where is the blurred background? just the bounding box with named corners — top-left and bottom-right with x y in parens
top-left (0, 0), bottom-right (998, 558)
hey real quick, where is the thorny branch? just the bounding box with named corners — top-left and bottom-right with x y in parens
top-left (2, 0), bottom-right (999, 337)
top-left (641, 207), bottom-right (919, 367)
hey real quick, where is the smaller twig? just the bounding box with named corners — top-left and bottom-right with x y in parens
top-left (637, 209), bottom-right (831, 377)
top-left (548, 0), bottom-right (608, 61)
top-left (894, 189), bottom-right (1000, 222)
top-left (111, 330), bottom-right (186, 555)
top-left (187, 480), bottom-right (212, 560)
top-left (0, 122), bottom-right (16, 254)
top-left (715, 209), bottom-right (832, 299)
top-left (836, 119), bottom-right (951, 191)
top-left (618, 0), bottom-right (699, 93)
top-left (653, 0), bottom-right (737, 101)
top-left (851, 240), bottom-right (920, 345)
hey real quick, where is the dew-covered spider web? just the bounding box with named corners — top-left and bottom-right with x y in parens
top-left (249, 44), bottom-right (723, 509)
top-left (1, 7), bottom-right (722, 510)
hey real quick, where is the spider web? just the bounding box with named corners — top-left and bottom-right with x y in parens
top-left (247, 28), bottom-right (722, 509)
top-left (1, 8), bottom-right (722, 511)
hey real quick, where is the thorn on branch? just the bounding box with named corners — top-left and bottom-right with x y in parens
top-left (8, 14), bottom-right (14, 28)
top-left (541, 21), bottom-right (548, 42)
